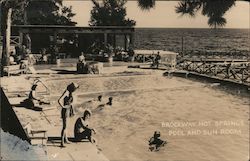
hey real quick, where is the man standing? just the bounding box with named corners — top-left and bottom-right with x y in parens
top-left (155, 52), bottom-right (161, 69)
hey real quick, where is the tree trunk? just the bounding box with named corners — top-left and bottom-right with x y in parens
top-left (2, 7), bottom-right (12, 66)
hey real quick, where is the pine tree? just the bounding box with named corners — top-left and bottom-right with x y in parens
top-left (12, 0), bottom-right (76, 25)
top-left (175, 0), bottom-right (236, 28)
top-left (1, 0), bottom-right (76, 66)
top-left (138, 0), bottom-right (240, 28)
top-left (89, 0), bottom-right (136, 27)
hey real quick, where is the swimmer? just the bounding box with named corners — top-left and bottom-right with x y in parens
top-left (148, 131), bottom-right (167, 151)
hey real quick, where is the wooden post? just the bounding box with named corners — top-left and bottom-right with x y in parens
top-left (2, 8), bottom-right (12, 66)
top-left (181, 36), bottom-right (184, 57)
top-left (130, 33), bottom-right (134, 49)
top-left (113, 34), bottom-right (116, 48)
top-left (19, 32), bottom-right (23, 46)
top-left (124, 34), bottom-right (127, 51)
top-left (241, 69), bottom-right (244, 82)
top-left (104, 33), bottom-right (107, 46)
top-left (214, 64), bottom-right (218, 76)
top-left (126, 34), bottom-right (131, 50)
top-left (53, 32), bottom-right (57, 46)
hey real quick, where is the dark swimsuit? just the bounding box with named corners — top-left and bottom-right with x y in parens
top-left (24, 90), bottom-right (36, 108)
top-left (61, 92), bottom-right (73, 119)
top-left (74, 117), bottom-right (92, 141)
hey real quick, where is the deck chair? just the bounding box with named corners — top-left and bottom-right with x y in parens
top-left (23, 123), bottom-right (48, 154)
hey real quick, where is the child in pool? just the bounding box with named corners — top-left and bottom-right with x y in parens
top-left (148, 131), bottom-right (167, 151)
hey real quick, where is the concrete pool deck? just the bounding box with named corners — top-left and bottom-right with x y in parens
top-left (2, 75), bottom-right (109, 161)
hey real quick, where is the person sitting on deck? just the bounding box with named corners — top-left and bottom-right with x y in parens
top-left (74, 109), bottom-right (96, 143)
top-left (22, 84), bottom-right (44, 110)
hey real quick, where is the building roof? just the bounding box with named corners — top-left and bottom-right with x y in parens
top-left (12, 25), bottom-right (134, 34)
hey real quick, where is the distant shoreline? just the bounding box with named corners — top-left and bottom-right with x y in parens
top-left (134, 27), bottom-right (249, 30)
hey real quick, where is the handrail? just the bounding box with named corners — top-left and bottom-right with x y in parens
top-left (177, 60), bottom-right (250, 84)
top-left (0, 36), bottom-right (20, 46)
top-left (33, 78), bottom-right (50, 95)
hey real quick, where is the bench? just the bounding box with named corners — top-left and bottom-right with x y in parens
top-left (3, 65), bottom-right (26, 77)
top-left (29, 130), bottom-right (48, 145)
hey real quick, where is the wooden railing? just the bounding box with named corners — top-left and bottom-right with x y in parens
top-left (178, 59), bottom-right (250, 84)
top-left (0, 36), bottom-right (20, 46)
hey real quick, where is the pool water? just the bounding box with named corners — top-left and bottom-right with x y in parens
top-left (45, 74), bottom-right (249, 161)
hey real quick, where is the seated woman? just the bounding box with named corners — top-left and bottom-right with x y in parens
top-left (74, 109), bottom-right (96, 143)
top-left (22, 82), bottom-right (50, 110)
top-left (22, 84), bottom-right (41, 110)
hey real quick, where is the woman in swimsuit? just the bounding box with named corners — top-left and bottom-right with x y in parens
top-left (58, 82), bottom-right (79, 147)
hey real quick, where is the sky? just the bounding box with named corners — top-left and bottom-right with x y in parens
top-left (63, 1), bottom-right (250, 28)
